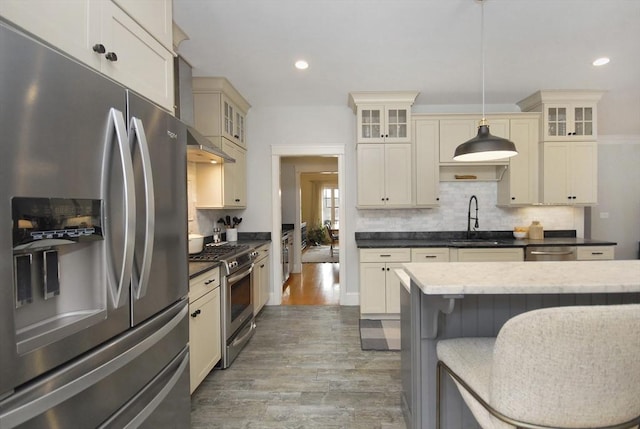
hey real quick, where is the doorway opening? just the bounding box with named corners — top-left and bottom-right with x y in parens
top-left (271, 145), bottom-right (346, 306)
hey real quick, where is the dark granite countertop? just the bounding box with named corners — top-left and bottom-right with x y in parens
top-left (355, 230), bottom-right (617, 249)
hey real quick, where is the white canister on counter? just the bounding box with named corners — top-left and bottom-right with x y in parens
top-left (226, 228), bottom-right (238, 242)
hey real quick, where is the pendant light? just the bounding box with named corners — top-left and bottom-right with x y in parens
top-left (454, 0), bottom-right (517, 162)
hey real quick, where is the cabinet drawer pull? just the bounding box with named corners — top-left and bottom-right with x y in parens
top-left (379, 254), bottom-right (391, 257)
top-left (591, 252), bottom-right (604, 255)
top-left (424, 255), bottom-right (437, 259)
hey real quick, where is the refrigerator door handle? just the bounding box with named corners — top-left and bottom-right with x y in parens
top-left (104, 108), bottom-right (135, 309)
top-left (0, 304), bottom-right (187, 428)
top-left (129, 117), bottom-right (155, 300)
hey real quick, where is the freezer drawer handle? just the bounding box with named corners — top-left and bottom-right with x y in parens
top-left (129, 117), bottom-right (155, 300)
top-left (0, 304), bottom-right (187, 428)
top-left (103, 108), bottom-right (135, 309)
top-left (119, 351), bottom-right (189, 429)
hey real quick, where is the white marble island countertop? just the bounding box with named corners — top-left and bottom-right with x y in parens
top-left (404, 260), bottom-right (640, 295)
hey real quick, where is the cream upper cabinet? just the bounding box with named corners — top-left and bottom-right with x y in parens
top-left (111, 0), bottom-right (173, 50)
top-left (413, 118), bottom-right (440, 207)
top-left (193, 77), bottom-right (251, 149)
top-left (357, 143), bottom-right (413, 208)
top-left (349, 92), bottom-right (418, 144)
top-left (497, 116), bottom-right (540, 206)
top-left (540, 141), bottom-right (597, 205)
top-left (356, 105), bottom-right (411, 143)
top-left (0, 0), bottom-right (102, 69)
top-left (517, 90), bottom-right (604, 141)
top-left (221, 140), bottom-right (247, 208)
top-left (0, 0), bottom-right (175, 112)
top-left (439, 118), bottom-right (509, 164)
top-left (100, 1), bottom-right (174, 111)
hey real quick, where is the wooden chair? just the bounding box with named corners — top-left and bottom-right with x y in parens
top-left (436, 304), bottom-right (640, 429)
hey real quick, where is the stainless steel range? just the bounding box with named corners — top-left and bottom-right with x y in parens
top-left (189, 243), bottom-right (258, 368)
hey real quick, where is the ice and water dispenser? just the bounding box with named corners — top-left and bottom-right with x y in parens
top-left (12, 197), bottom-right (105, 353)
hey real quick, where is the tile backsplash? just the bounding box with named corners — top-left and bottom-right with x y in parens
top-left (356, 182), bottom-right (584, 235)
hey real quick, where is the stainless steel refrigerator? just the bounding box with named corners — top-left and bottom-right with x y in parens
top-left (0, 21), bottom-right (190, 428)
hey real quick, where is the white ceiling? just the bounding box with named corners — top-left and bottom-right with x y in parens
top-left (173, 0), bottom-right (640, 135)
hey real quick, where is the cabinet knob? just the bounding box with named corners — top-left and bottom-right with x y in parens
top-left (190, 309), bottom-right (202, 318)
top-left (386, 267), bottom-right (390, 271)
top-left (380, 134), bottom-right (384, 138)
top-left (436, 197), bottom-right (440, 201)
top-left (381, 267), bottom-right (385, 271)
top-left (235, 199), bottom-right (240, 202)
top-left (92, 44), bottom-right (106, 54)
top-left (234, 135), bottom-right (239, 139)
top-left (105, 52), bottom-right (118, 62)
top-left (511, 197), bottom-right (516, 200)
top-left (381, 198), bottom-right (385, 201)
top-left (385, 134), bottom-right (389, 138)
top-left (567, 196), bottom-right (572, 200)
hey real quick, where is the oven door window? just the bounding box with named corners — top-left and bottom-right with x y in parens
top-left (230, 272), bottom-right (251, 322)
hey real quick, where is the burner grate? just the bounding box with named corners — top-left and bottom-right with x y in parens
top-left (188, 243), bottom-right (250, 262)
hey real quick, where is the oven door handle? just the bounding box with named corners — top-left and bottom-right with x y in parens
top-left (227, 264), bottom-right (254, 285)
top-left (230, 320), bottom-right (256, 348)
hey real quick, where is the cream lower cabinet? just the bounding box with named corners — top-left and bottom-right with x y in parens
top-left (577, 246), bottom-right (615, 260)
top-left (357, 143), bottom-right (412, 208)
top-left (540, 141), bottom-right (597, 205)
top-left (359, 248), bottom-right (410, 315)
top-left (0, 0), bottom-right (174, 112)
top-left (253, 244), bottom-right (271, 315)
top-left (189, 268), bottom-right (221, 394)
top-left (411, 248), bottom-right (450, 262)
top-left (451, 247), bottom-right (524, 262)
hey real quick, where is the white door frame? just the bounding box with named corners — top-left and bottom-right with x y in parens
top-left (270, 145), bottom-right (346, 305)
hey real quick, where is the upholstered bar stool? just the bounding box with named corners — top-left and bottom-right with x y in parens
top-left (436, 304), bottom-right (640, 429)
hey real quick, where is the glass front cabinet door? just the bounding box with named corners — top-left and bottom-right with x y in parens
top-left (356, 105), bottom-right (411, 143)
top-left (544, 103), bottom-right (597, 141)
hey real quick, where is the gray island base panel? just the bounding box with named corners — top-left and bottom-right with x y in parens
top-left (400, 260), bottom-right (640, 429)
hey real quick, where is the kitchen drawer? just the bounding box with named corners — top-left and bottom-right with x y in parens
top-left (360, 248), bottom-right (411, 263)
top-left (453, 248), bottom-right (523, 262)
top-left (411, 248), bottom-right (450, 262)
top-left (189, 267), bottom-right (220, 302)
top-left (577, 246), bottom-right (615, 260)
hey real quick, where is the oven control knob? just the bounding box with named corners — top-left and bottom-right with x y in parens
top-left (250, 251), bottom-right (258, 258)
top-left (229, 261), bottom-right (238, 269)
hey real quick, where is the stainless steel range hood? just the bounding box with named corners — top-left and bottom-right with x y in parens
top-left (186, 125), bottom-right (235, 163)
top-left (175, 55), bottom-right (235, 164)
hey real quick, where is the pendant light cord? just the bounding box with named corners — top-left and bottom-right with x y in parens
top-left (481, 0), bottom-right (485, 121)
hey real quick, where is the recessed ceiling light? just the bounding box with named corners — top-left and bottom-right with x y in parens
top-left (295, 60), bottom-right (309, 70)
top-left (593, 57), bottom-right (610, 66)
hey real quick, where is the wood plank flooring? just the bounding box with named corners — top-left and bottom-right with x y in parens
top-left (190, 306), bottom-right (404, 429)
top-left (282, 262), bottom-right (340, 305)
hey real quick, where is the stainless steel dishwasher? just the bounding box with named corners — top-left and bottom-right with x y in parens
top-left (525, 246), bottom-right (577, 261)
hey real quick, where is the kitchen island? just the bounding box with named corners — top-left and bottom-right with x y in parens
top-left (400, 260), bottom-right (640, 429)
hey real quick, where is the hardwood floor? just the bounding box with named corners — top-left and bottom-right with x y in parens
top-left (281, 262), bottom-right (340, 305)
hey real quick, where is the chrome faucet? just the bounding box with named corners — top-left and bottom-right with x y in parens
top-left (467, 195), bottom-right (479, 239)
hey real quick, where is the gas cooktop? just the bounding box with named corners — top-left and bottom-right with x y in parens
top-left (188, 242), bottom-right (251, 262)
